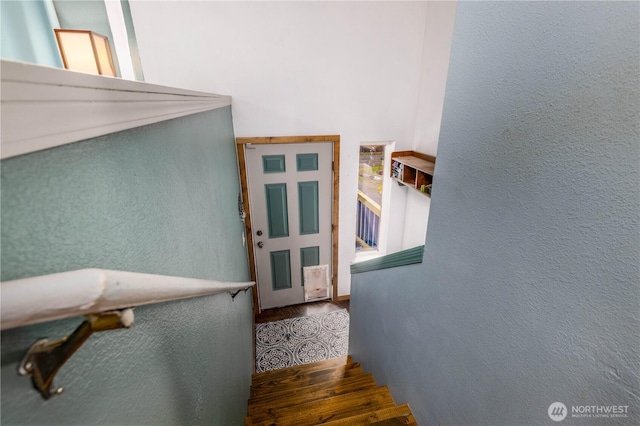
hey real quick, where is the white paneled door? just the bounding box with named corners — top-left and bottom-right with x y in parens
top-left (246, 143), bottom-right (333, 309)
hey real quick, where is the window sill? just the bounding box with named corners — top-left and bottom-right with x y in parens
top-left (352, 250), bottom-right (384, 264)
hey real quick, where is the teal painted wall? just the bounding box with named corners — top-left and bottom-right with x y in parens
top-left (350, 2), bottom-right (639, 425)
top-left (0, 0), bottom-right (63, 67)
top-left (1, 107), bottom-right (254, 425)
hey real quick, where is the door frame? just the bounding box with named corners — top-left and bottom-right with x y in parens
top-left (236, 135), bottom-right (340, 314)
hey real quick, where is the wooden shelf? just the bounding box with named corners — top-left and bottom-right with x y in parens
top-left (390, 150), bottom-right (435, 197)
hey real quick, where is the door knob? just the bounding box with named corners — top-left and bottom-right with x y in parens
top-left (257, 230), bottom-right (263, 236)
top-left (257, 241), bottom-right (264, 249)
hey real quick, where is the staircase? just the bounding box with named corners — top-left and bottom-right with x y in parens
top-left (246, 356), bottom-right (417, 425)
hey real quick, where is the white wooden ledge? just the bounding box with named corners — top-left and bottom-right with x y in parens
top-left (0, 60), bottom-right (231, 160)
top-left (0, 269), bottom-right (254, 330)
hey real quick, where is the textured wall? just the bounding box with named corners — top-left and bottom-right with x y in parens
top-left (1, 107), bottom-right (254, 425)
top-left (350, 2), bottom-right (639, 425)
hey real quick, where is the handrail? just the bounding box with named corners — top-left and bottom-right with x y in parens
top-left (351, 245), bottom-right (424, 274)
top-left (0, 269), bottom-right (255, 330)
top-left (1, 269), bottom-right (254, 399)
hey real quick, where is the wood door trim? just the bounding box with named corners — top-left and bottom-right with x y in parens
top-left (237, 135), bottom-right (340, 314)
top-left (237, 135), bottom-right (340, 145)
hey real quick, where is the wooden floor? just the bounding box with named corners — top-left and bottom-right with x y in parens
top-left (255, 300), bottom-right (350, 324)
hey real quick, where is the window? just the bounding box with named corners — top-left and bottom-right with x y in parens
top-left (356, 145), bottom-right (385, 252)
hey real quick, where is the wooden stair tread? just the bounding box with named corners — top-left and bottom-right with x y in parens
top-left (252, 355), bottom-right (351, 383)
top-left (248, 374), bottom-right (377, 414)
top-left (250, 363), bottom-right (363, 398)
top-left (247, 386), bottom-right (396, 426)
top-left (249, 376), bottom-right (376, 415)
top-left (321, 404), bottom-right (417, 425)
top-left (251, 361), bottom-right (362, 394)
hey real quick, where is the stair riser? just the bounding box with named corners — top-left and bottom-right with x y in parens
top-left (252, 356), bottom-right (351, 383)
top-left (252, 362), bottom-right (360, 389)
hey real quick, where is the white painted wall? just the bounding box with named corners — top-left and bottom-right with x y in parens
top-left (400, 0), bottom-right (457, 248)
top-left (129, 1), bottom-right (456, 296)
top-left (401, 191), bottom-right (430, 250)
top-left (104, 0), bottom-right (135, 80)
top-left (412, 0), bottom-right (457, 156)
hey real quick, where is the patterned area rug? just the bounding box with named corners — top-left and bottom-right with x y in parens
top-left (255, 309), bottom-right (350, 373)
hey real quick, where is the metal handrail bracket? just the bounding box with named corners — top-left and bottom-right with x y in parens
top-left (19, 309), bottom-right (134, 399)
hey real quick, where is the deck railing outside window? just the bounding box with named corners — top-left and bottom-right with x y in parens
top-left (356, 145), bottom-right (384, 252)
top-left (356, 190), bottom-right (381, 251)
